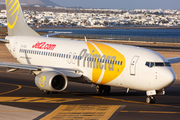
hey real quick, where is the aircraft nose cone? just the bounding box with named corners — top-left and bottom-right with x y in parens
top-left (161, 68), bottom-right (175, 88)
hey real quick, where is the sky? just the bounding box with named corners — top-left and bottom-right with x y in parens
top-left (50, 0), bottom-right (180, 10)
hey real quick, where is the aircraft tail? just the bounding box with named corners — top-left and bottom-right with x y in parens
top-left (5, 0), bottom-right (40, 36)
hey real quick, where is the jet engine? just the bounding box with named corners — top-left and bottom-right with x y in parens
top-left (35, 71), bottom-right (68, 92)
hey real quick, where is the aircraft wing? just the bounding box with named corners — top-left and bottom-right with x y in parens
top-left (0, 61), bottom-right (83, 78)
top-left (167, 57), bottom-right (180, 64)
top-left (41, 32), bottom-right (72, 37)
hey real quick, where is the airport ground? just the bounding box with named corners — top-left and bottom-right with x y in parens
top-left (0, 42), bottom-right (180, 120)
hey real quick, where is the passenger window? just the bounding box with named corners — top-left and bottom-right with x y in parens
top-left (102, 59), bottom-right (104, 63)
top-left (105, 59), bottom-right (107, 63)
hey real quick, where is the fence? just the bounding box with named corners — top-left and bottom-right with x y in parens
top-left (58, 33), bottom-right (180, 43)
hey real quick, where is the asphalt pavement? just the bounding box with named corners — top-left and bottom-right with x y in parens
top-left (0, 69), bottom-right (179, 120)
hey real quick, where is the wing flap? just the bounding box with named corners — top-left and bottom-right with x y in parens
top-left (167, 57), bottom-right (180, 64)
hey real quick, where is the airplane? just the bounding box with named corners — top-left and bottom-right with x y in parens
top-left (0, 0), bottom-right (180, 104)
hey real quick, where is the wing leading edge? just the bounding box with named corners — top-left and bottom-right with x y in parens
top-left (0, 61), bottom-right (83, 78)
top-left (167, 57), bottom-right (180, 64)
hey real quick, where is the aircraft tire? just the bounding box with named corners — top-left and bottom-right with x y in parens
top-left (146, 96), bottom-right (156, 104)
top-left (96, 85), bottom-right (103, 93)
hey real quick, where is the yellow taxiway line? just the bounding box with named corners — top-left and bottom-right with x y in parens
top-left (0, 82), bottom-right (22, 95)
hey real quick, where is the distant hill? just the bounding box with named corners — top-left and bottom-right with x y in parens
top-left (0, 0), bottom-right (59, 6)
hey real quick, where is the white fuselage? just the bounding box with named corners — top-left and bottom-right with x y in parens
top-left (5, 36), bottom-right (175, 91)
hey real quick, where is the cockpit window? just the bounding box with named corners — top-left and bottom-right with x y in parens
top-left (150, 62), bottom-right (154, 67)
top-left (145, 62), bottom-right (154, 68)
top-left (145, 62), bottom-right (150, 67)
top-left (155, 62), bottom-right (164, 66)
top-left (165, 62), bottom-right (171, 67)
top-left (145, 62), bottom-right (171, 68)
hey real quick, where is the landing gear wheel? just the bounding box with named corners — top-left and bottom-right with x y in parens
top-left (96, 85), bottom-right (111, 94)
top-left (104, 86), bottom-right (111, 94)
top-left (146, 96), bottom-right (156, 104)
top-left (44, 90), bottom-right (50, 94)
top-left (96, 85), bottom-right (103, 93)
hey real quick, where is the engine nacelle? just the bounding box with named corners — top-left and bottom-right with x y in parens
top-left (35, 71), bottom-right (68, 92)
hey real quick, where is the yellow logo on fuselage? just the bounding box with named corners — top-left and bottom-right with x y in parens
top-left (39, 76), bottom-right (46, 87)
top-left (6, 0), bottom-right (20, 29)
top-left (78, 42), bottom-right (126, 84)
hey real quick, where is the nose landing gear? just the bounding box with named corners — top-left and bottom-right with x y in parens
top-left (146, 90), bottom-right (157, 104)
top-left (146, 96), bottom-right (156, 104)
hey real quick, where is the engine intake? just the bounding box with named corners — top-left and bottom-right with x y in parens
top-left (35, 71), bottom-right (68, 92)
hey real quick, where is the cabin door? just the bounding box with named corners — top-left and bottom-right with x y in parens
top-left (130, 56), bottom-right (139, 75)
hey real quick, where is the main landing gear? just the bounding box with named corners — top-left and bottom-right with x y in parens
top-left (96, 85), bottom-right (111, 94)
top-left (146, 96), bottom-right (156, 104)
